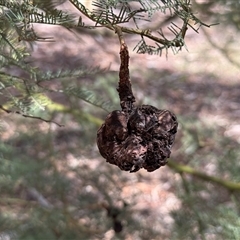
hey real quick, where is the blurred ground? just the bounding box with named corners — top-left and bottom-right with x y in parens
top-left (1, 3), bottom-right (240, 239)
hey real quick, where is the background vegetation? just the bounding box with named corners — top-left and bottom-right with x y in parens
top-left (0, 0), bottom-right (240, 239)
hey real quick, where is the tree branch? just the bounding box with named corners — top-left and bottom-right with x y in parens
top-left (0, 105), bottom-right (64, 127)
top-left (202, 28), bottom-right (240, 69)
top-left (168, 160), bottom-right (240, 191)
top-left (68, 0), bottom-right (210, 51)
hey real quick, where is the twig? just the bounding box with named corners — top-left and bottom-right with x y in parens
top-left (0, 105), bottom-right (64, 127)
top-left (0, 197), bottom-right (37, 206)
top-left (69, 0), bottom-right (192, 49)
top-left (27, 188), bottom-right (53, 209)
top-left (202, 28), bottom-right (240, 69)
top-left (168, 160), bottom-right (240, 191)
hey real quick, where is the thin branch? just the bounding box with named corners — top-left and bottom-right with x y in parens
top-left (168, 160), bottom-right (240, 191)
top-left (0, 197), bottom-right (37, 206)
top-left (27, 188), bottom-right (53, 209)
top-left (115, 25), bottom-right (125, 46)
top-left (69, 0), bottom-right (203, 49)
top-left (0, 105), bottom-right (64, 127)
top-left (202, 28), bottom-right (240, 69)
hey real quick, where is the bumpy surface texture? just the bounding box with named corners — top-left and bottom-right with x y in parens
top-left (97, 105), bottom-right (178, 172)
top-left (97, 40), bottom-right (178, 172)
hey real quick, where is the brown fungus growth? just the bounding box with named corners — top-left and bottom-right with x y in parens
top-left (97, 28), bottom-right (178, 173)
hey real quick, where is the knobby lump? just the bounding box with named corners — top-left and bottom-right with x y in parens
top-left (97, 30), bottom-right (178, 173)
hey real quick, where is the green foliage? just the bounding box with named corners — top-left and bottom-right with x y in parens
top-left (193, 0), bottom-right (240, 30)
top-left (1, 0), bottom-right (240, 239)
top-left (0, 0), bottom-right (212, 119)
